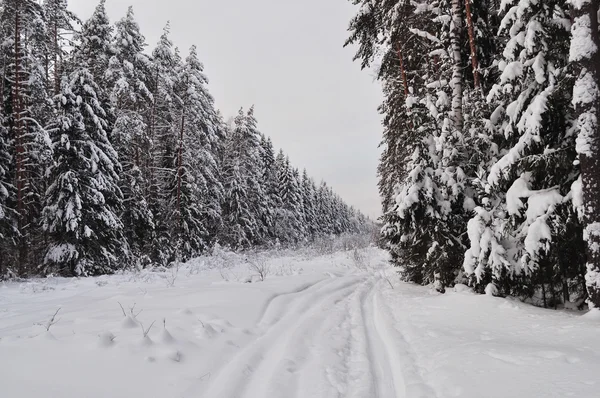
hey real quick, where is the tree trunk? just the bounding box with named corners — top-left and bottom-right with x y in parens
top-left (450, 0), bottom-right (464, 130)
top-left (464, 0), bottom-right (481, 91)
top-left (14, 0), bottom-right (23, 229)
top-left (570, 0), bottom-right (600, 309)
top-left (54, 14), bottom-right (59, 95)
top-left (147, 66), bottom-right (159, 199)
top-left (177, 111), bottom-right (185, 227)
top-left (541, 283), bottom-right (547, 308)
top-left (396, 45), bottom-right (409, 97)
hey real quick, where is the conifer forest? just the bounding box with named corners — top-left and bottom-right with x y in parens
top-left (0, 0), bottom-right (371, 278)
top-left (346, 0), bottom-right (600, 309)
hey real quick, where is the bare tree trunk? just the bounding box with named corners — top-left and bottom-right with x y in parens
top-left (570, 0), bottom-right (600, 309)
top-left (396, 45), bottom-right (409, 97)
top-left (13, 0), bottom-right (29, 272)
top-left (464, 0), bottom-right (481, 91)
top-left (177, 111), bottom-right (185, 227)
top-left (450, 0), bottom-right (464, 130)
top-left (14, 0), bottom-right (23, 228)
top-left (53, 3), bottom-right (60, 96)
top-left (147, 66), bottom-right (159, 199)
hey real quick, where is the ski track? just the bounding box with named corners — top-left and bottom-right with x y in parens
top-left (256, 275), bottom-right (332, 325)
top-left (371, 283), bottom-right (437, 398)
top-left (198, 275), bottom-right (365, 398)
top-left (193, 275), bottom-right (435, 398)
top-left (361, 281), bottom-right (396, 397)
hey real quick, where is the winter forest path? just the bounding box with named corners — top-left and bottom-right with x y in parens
top-left (194, 272), bottom-right (433, 398)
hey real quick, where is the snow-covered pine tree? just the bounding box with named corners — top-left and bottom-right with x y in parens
top-left (0, 0), bottom-right (54, 273)
top-left (43, 67), bottom-right (128, 276)
top-left (42, 0), bottom-right (79, 95)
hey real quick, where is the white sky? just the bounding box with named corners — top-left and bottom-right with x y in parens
top-left (69, 0), bottom-right (383, 219)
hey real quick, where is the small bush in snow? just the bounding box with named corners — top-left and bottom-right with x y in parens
top-left (248, 256), bottom-right (271, 281)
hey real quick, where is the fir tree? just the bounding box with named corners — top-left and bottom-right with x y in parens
top-left (43, 67), bottom-right (128, 276)
top-left (107, 6), bottom-right (154, 266)
top-left (147, 23), bottom-right (179, 265)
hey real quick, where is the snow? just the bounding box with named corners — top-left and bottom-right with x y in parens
top-left (569, 13), bottom-right (598, 62)
top-left (2, 247), bottom-right (600, 397)
top-left (499, 61), bottom-right (523, 83)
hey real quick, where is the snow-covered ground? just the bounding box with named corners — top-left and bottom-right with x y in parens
top-left (1, 246), bottom-right (599, 398)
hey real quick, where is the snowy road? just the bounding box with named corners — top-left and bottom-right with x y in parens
top-left (2, 247), bottom-right (600, 397)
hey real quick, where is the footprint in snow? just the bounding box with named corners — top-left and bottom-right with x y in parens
top-left (283, 359), bottom-right (298, 373)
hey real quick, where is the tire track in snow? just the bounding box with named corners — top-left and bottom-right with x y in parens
top-left (198, 276), bottom-right (365, 398)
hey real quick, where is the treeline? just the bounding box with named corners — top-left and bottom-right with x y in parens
top-left (0, 0), bottom-right (370, 278)
top-left (346, 0), bottom-right (600, 309)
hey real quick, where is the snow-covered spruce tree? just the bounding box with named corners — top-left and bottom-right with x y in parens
top-left (315, 182), bottom-right (335, 237)
top-left (259, 134), bottom-right (282, 242)
top-left (146, 23), bottom-right (179, 266)
top-left (275, 151), bottom-right (304, 244)
top-left (243, 108), bottom-right (270, 244)
top-left (178, 45), bottom-right (224, 248)
top-left (43, 67), bottom-right (129, 276)
top-left (463, 0), bottom-right (584, 304)
top-left (168, 45), bottom-right (225, 259)
top-left (569, 0), bottom-right (600, 309)
top-left (106, 6), bottom-right (154, 267)
top-left (219, 112), bottom-right (257, 248)
top-left (69, 0), bottom-right (113, 85)
top-left (345, 0), bottom-right (501, 291)
top-left (301, 169), bottom-right (318, 239)
top-left (379, 1), bottom-right (473, 291)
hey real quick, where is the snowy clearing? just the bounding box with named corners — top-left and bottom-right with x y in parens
top-left (1, 247), bottom-right (600, 398)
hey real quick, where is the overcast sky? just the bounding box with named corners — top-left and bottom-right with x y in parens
top-left (69, 0), bottom-right (383, 219)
